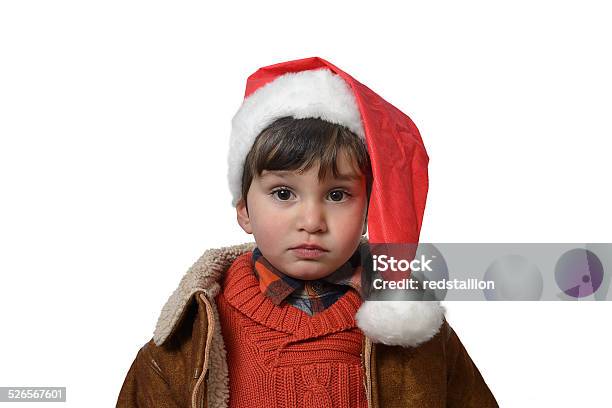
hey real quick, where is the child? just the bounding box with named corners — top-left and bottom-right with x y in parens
top-left (117, 57), bottom-right (497, 407)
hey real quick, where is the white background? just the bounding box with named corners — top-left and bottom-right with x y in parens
top-left (1, 1), bottom-right (611, 406)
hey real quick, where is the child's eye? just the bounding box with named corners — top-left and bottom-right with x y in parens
top-left (270, 187), bottom-right (295, 201)
top-left (328, 190), bottom-right (351, 202)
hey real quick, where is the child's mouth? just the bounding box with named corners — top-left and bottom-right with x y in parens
top-left (291, 247), bottom-right (327, 259)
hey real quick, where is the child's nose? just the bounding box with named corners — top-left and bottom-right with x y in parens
top-left (296, 200), bottom-right (327, 233)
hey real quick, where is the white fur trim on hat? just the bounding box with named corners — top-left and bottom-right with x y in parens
top-left (355, 300), bottom-right (446, 347)
top-left (227, 68), bottom-right (365, 207)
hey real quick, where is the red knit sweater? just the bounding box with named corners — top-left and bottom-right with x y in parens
top-left (215, 252), bottom-right (368, 408)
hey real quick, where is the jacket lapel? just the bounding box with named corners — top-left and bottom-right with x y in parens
top-left (153, 242), bottom-right (255, 346)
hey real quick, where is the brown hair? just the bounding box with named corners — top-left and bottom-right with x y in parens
top-left (240, 116), bottom-right (372, 209)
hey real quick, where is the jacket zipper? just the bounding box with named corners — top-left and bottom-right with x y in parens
top-left (363, 336), bottom-right (374, 408)
top-left (191, 292), bottom-right (216, 408)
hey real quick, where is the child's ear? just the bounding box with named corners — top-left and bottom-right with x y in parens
top-left (236, 197), bottom-right (253, 234)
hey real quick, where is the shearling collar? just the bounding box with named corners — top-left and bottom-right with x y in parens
top-left (154, 239), bottom-right (445, 348)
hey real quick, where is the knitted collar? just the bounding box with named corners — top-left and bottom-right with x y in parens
top-left (222, 252), bottom-right (363, 338)
top-left (251, 246), bottom-right (364, 310)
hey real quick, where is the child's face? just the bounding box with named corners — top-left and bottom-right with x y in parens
top-left (236, 152), bottom-right (368, 280)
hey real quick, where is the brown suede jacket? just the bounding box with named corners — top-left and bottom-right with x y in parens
top-left (117, 241), bottom-right (498, 407)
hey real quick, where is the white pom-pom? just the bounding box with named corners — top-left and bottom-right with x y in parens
top-left (356, 300), bottom-right (445, 347)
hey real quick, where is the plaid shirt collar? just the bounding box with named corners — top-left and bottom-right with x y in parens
top-left (251, 246), bottom-right (364, 307)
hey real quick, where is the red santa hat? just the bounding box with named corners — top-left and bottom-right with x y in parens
top-left (228, 57), bottom-right (444, 347)
top-left (228, 56), bottom-right (429, 246)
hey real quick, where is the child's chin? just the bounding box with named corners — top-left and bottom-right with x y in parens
top-left (285, 264), bottom-right (333, 280)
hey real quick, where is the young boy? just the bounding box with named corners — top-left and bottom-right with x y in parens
top-left (117, 57), bottom-right (497, 407)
